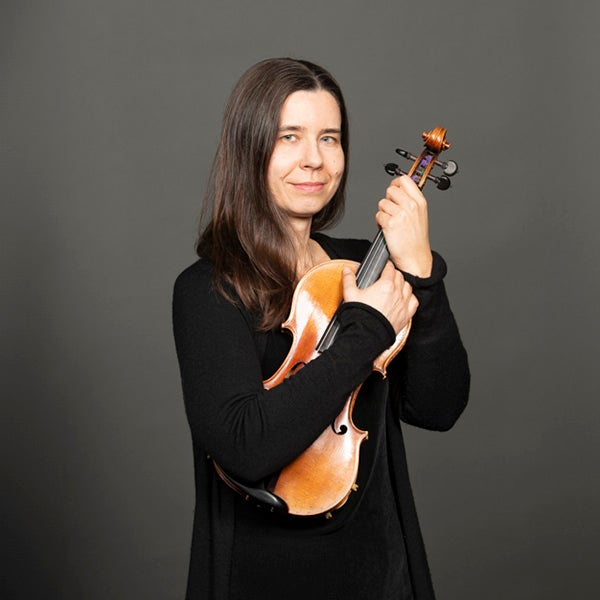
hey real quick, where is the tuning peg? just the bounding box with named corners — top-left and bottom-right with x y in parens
top-left (442, 160), bottom-right (458, 177)
top-left (384, 162), bottom-right (402, 176)
top-left (384, 163), bottom-right (452, 190)
top-left (395, 148), bottom-right (458, 177)
top-left (395, 148), bottom-right (417, 161)
top-left (436, 175), bottom-right (451, 190)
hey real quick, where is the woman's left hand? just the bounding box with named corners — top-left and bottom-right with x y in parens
top-left (375, 175), bottom-right (433, 278)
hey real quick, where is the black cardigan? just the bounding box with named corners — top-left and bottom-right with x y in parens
top-left (172, 234), bottom-right (470, 599)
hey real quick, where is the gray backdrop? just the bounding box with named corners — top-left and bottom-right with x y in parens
top-left (2, 1), bottom-right (599, 598)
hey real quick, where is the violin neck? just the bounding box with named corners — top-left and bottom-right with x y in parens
top-left (355, 229), bottom-right (390, 289)
top-left (316, 230), bottom-right (390, 352)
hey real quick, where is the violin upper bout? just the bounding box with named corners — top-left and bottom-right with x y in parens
top-left (264, 259), bottom-right (358, 389)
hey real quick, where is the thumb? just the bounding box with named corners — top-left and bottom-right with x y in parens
top-left (342, 267), bottom-right (358, 302)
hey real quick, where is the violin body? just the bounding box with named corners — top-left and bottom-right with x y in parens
top-left (264, 259), bottom-right (410, 516)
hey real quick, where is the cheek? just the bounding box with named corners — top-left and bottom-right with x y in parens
top-left (267, 155), bottom-right (284, 184)
top-left (268, 151), bottom-right (294, 181)
top-left (333, 156), bottom-right (345, 179)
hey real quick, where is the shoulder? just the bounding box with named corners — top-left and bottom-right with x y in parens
top-left (173, 259), bottom-right (254, 324)
top-left (312, 232), bottom-right (371, 262)
top-left (173, 258), bottom-right (230, 313)
top-left (174, 258), bottom-right (213, 294)
top-left (173, 258), bottom-right (255, 338)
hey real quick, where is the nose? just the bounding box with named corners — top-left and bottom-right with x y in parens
top-left (301, 139), bottom-right (323, 169)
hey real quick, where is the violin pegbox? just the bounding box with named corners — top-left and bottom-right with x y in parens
top-left (384, 126), bottom-right (458, 190)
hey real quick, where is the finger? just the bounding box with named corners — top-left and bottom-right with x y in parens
top-left (387, 175), bottom-right (413, 196)
top-left (342, 267), bottom-right (358, 301)
top-left (387, 176), bottom-right (427, 207)
top-left (380, 260), bottom-right (397, 280)
top-left (408, 294), bottom-right (419, 317)
top-left (378, 197), bottom-right (400, 214)
top-left (391, 173), bottom-right (420, 192)
top-left (389, 175), bottom-right (406, 187)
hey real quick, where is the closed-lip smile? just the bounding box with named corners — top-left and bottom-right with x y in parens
top-left (292, 181), bottom-right (325, 191)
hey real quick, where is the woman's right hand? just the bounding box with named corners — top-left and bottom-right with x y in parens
top-left (342, 261), bottom-right (418, 335)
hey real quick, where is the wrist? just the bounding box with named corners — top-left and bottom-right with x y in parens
top-left (401, 251), bottom-right (447, 288)
top-left (393, 251), bottom-right (433, 278)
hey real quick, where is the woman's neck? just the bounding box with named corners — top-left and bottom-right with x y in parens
top-left (295, 238), bottom-right (316, 278)
top-left (286, 219), bottom-right (329, 279)
top-left (293, 235), bottom-right (330, 279)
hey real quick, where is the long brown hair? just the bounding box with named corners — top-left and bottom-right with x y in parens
top-left (197, 58), bottom-right (349, 331)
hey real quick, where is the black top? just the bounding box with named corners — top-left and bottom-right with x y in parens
top-left (172, 233), bottom-right (470, 599)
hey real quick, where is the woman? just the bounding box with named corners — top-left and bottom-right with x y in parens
top-left (173, 58), bottom-right (469, 599)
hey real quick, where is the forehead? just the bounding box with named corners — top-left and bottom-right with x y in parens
top-left (278, 90), bottom-right (342, 127)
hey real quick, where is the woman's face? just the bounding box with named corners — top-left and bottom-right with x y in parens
top-left (267, 90), bottom-right (344, 230)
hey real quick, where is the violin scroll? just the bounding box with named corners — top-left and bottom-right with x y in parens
top-left (421, 125), bottom-right (450, 152)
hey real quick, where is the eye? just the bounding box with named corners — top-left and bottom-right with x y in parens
top-left (281, 133), bottom-right (297, 142)
top-left (321, 135), bottom-right (339, 144)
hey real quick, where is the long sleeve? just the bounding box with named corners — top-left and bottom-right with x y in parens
top-left (389, 251), bottom-right (470, 430)
top-left (172, 260), bottom-right (396, 482)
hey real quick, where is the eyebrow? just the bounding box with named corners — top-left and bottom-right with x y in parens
top-left (278, 125), bottom-right (342, 134)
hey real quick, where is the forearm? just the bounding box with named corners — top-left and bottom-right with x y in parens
top-left (390, 252), bottom-right (470, 430)
top-left (174, 269), bottom-right (395, 481)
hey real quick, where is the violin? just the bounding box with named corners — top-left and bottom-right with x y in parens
top-left (214, 126), bottom-right (458, 516)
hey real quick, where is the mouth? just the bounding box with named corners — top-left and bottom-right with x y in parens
top-left (291, 182), bottom-right (325, 193)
